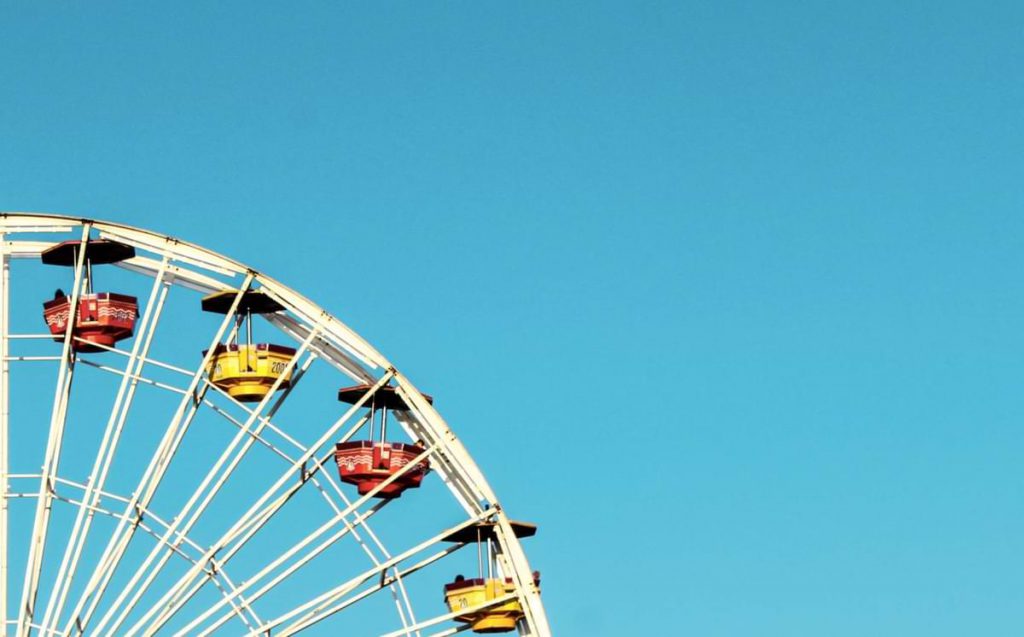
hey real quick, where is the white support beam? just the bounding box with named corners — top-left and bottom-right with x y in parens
top-left (29, 472), bottom-right (255, 615)
top-left (490, 514), bottom-right (549, 637)
top-left (0, 215), bottom-right (76, 233)
top-left (97, 228), bottom-right (240, 277)
top-left (38, 255), bottom-right (172, 635)
top-left (176, 499), bottom-right (390, 637)
top-left (95, 329), bottom-right (321, 637)
top-left (63, 274), bottom-right (256, 637)
top-left (265, 312), bottom-right (375, 383)
top-left (299, 453), bottom-right (420, 634)
top-left (390, 387), bottom-right (489, 515)
top-left (131, 375), bottom-right (397, 635)
top-left (256, 282), bottom-right (384, 371)
top-left (0, 233), bottom-right (9, 637)
top-left (268, 541), bottom-right (465, 637)
top-left (116, 255), bottom-right (226, 295)
top-left (248, 512), bottom-right (492, 637)
top-left (41, 486), bottom-right (261, 632)
top-left (17, 223), bottom-right (91, 637)
top-left (394, 377), bottom-right (550, 637)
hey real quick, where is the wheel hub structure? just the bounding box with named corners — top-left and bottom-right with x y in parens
top-left (0, 213), bottom-right (549, 637)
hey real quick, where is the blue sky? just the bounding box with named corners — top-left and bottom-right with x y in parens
top-left (2, 2), bottom-right (1023, 635)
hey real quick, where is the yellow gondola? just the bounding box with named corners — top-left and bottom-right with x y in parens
top-left (442, 522), bottom-right (540, 633)
top-left (445, 577), bottom-right (531, 632)
top-left (201, 289), bottom-right (295, 402)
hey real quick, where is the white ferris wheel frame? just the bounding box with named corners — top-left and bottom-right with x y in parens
top-left (0, 212), bottom-right (551, 637)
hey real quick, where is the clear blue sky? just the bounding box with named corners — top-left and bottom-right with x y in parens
top-left (2, 2), bottom-right (1023, 635)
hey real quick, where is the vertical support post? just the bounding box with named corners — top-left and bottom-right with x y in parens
top-left (0, 232), bottom-right (10, 637)
top-left (38, 254), bottom-right (172, 635)
top-left (477, 529), bottom-right (483, 579)
top-left (17, 223), bottom-right (91, 637)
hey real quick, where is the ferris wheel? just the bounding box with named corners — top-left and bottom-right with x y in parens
top-left (0, 213), bottom-right (550, 637)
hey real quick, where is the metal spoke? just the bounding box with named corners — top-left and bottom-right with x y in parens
top-left (131, 373), bottom-right (397, 635)
top-left (249, 512), bottom-right (491, 637)
top-left (95, 329), bottom-right (320, 636)
top-left (38, 254), bottom-right (172, 636)
top-left (0, 232), bottom-right (9, 637)
top-left (259, 538), bottom-right (464, 637)
top-left (12, 477), bottom-right (262, 632)
top-left (17, 223), bottom-right (91, 637)
top-left (63, 274), bottom-right (256, 637)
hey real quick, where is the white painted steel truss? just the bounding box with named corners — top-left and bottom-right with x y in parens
top-left (0, 213), bottom-right (550, 637)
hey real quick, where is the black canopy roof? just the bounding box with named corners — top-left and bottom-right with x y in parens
top-left (337, 384), bottom-right (434, 409)
top-left (41, 240), bottom-right (135, 266)
top-left (442, 521), bottom-right (538, 544)
top-left (201, 289), bottom-right (286, 315)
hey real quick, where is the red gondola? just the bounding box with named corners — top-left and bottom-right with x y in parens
top-left (333, 385), bottom-right (433, 499)
top-left (41, 240), bottom-right (138, 352)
